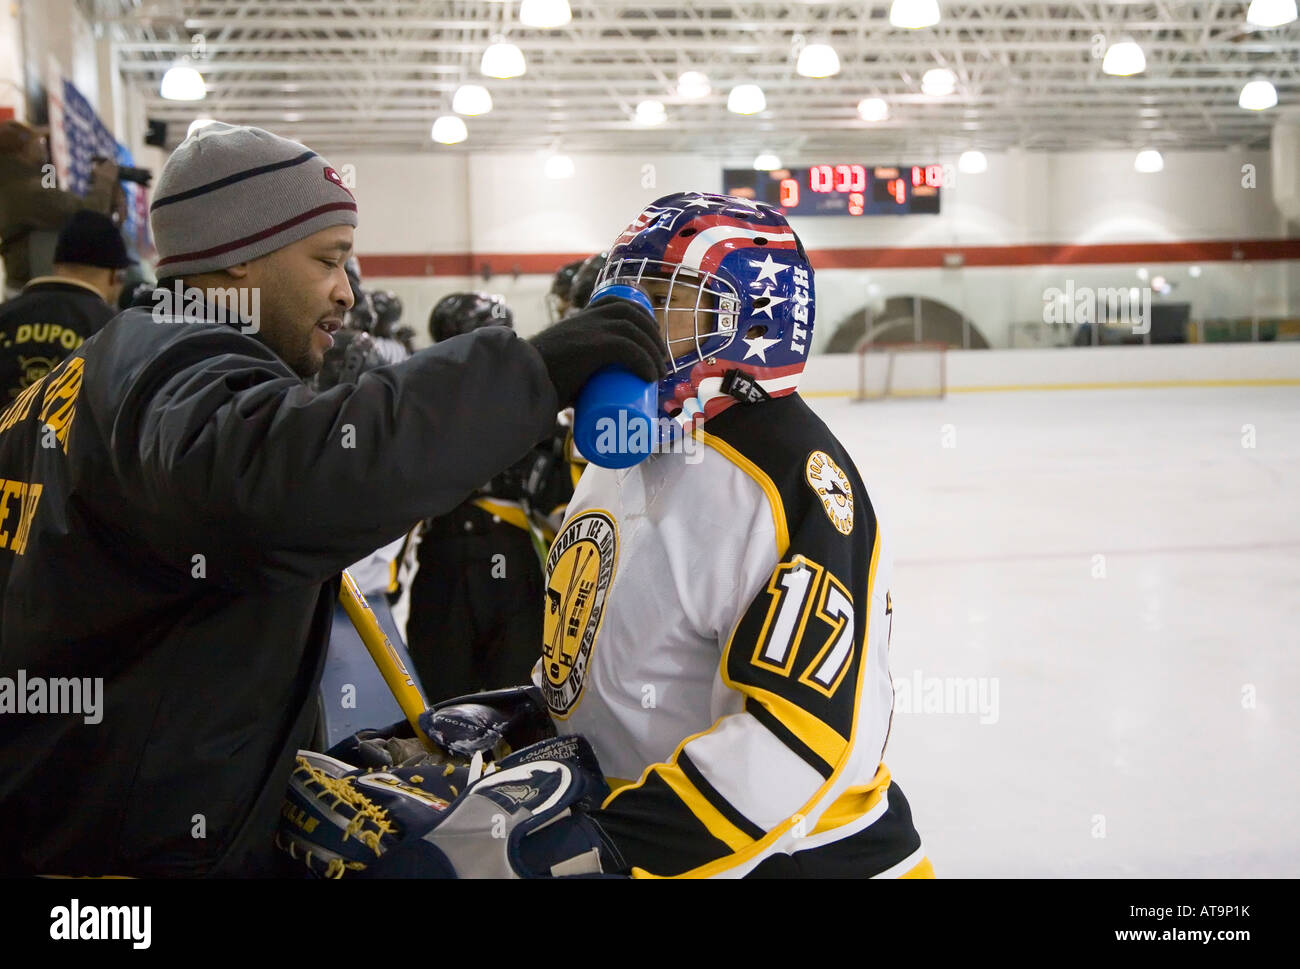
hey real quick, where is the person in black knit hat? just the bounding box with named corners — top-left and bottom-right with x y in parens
top-left (0, 209), bottom-right (131, 402)
top-left (0, 123), bottom-right (663, 878)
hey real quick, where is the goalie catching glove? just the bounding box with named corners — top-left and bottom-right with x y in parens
top-left (277, 734), bottom-right (625, 878)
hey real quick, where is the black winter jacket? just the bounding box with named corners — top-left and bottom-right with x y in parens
top-left (0, 303), bottom-right (557, 875)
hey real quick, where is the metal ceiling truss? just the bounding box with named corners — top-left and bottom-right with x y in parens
top-left (80, 1), bottom-right (1299, 156)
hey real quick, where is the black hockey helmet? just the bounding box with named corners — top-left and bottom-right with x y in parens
top-left (428, 292), bottom-right (514, 343)
top-left (547, 258), bottom-right (585, 322)
top-left (569, 252), bottom-right (608, 312)
top-left (370, 289), bottom-right (403, 337)
top-left (551, 259), bottom-right (584, 300)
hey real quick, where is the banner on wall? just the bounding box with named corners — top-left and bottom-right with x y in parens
top-left (45, 63), bottom-right (154, 264)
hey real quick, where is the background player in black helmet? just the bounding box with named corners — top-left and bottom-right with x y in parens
top-left (547, 258), bottom-right (585, 323)
top-left (371, 289), bottom-right (401, 336)
top-left (406, 292), bottom-right (574, 699)
top-left (567, 251), bottom-right (607, 316)
top-left (429, 290), bottom-right (512, 342)
top-left (366, 288), bottom-right (408, 364)
top-left (340, 259), bottom-right (408, 363)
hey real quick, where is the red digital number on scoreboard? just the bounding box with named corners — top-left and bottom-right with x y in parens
top-left (779, 178), bottom-right (800, 208)
top-left (911, 165), bottom-right (944, 188)
top-left (833, 164), bottom-right (866, 193)
top-left (848, 192), bottom-right (864, 216)
top-left (811, 164), bottom-right (866, 194)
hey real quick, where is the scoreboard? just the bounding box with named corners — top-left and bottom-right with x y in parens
top-left (723, 164), bottom-right (943, 216)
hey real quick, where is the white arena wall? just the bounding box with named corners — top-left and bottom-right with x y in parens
top-left (342, 148), bottom-right (1298, 350)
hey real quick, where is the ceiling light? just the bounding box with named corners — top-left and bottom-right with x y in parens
top-left (519, 0), bottom-right (571, 29)
top-left (728, 84), bottom-right (766, 114)
top-left (544, 154), bottom-right (575, 179)
top-left (676, 71), bottom-right (711, 98)
top-left (857, 97), bottom-right (889, 122)
top-left (1238, 78), bottom-right (1278, 110)
top-left (160, 63), bottom-right (206, 101)
top-left (452, 84), bottom-right (493, 116)
top-left (796, 43), bottom-right (840, 78)
top-left (431, 115), bottom-right (468, 144)
top-left (481, 40), bottom-right (526, 79)
top-left (1246, 0), bottom-right (1298, 27)
top-left (1134, 148), bottom-right (1163, 173)
top-left (753, 153), bottom-right (782, 170)
top-left (957, 150), bottom-right (987, 174)
top-left (889, 0), bottom-right (941, 29)
top-left (921, 68), bottom-right (955, 96)
top-left (1102, 40), bottom-right (1146, 76)
top-left (635, 100), bottom-right (666, 125)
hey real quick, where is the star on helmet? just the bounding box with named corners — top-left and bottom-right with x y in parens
top-left (750, 286), bottom-right (789, 319)
top-left (742, 332), bottom-right (781, 362)
top-left (748, 254), bottom-right (790, 285)
top-left (685, 196), bottom-right (720, 209)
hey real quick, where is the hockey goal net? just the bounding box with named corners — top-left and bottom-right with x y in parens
top-left (854, 340), bottom-right (948, 400)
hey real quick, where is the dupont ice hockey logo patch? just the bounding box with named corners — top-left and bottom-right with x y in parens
top-left (805, 450), bottom-right (854, 535)
top-left (542, 510), bottom-right (619, 717)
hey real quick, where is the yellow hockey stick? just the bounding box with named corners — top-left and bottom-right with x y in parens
top-left (338, 569), bottom-right (434, 750)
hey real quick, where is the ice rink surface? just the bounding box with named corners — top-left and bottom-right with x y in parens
top-left (807, 386), bottom-right (1300, 877)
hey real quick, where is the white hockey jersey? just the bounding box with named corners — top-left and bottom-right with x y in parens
top-left (534, 394), bottom-right (931, 878)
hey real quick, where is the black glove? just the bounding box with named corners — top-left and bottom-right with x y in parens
top-left (527, 297), bottom-right (666, 408)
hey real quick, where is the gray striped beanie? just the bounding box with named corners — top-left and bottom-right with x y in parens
top-left (150, 123), bottom-right (358, 277)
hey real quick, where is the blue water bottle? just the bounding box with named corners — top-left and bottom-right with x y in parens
top-left (573, 285), bottom-right (660, 469)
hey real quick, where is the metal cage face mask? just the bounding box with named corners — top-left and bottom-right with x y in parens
top-left (597, 257), bottom-right (740, 374)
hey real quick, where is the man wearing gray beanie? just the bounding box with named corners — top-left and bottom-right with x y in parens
top-left (0, 124), bottom-right (663, 877)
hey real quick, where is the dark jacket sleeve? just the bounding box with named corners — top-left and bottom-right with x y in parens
top-left (100, 314), bottom-right (558, 589)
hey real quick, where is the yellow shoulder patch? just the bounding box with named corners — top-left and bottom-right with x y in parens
top-left (805, 450), bottom-right (854, 535)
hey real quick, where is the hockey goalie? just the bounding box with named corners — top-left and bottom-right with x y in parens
top-left (279, 192), bottom-right (933, 879)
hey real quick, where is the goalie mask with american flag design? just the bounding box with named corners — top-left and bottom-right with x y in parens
top-left (593, 191), bottom-right (816, 432)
